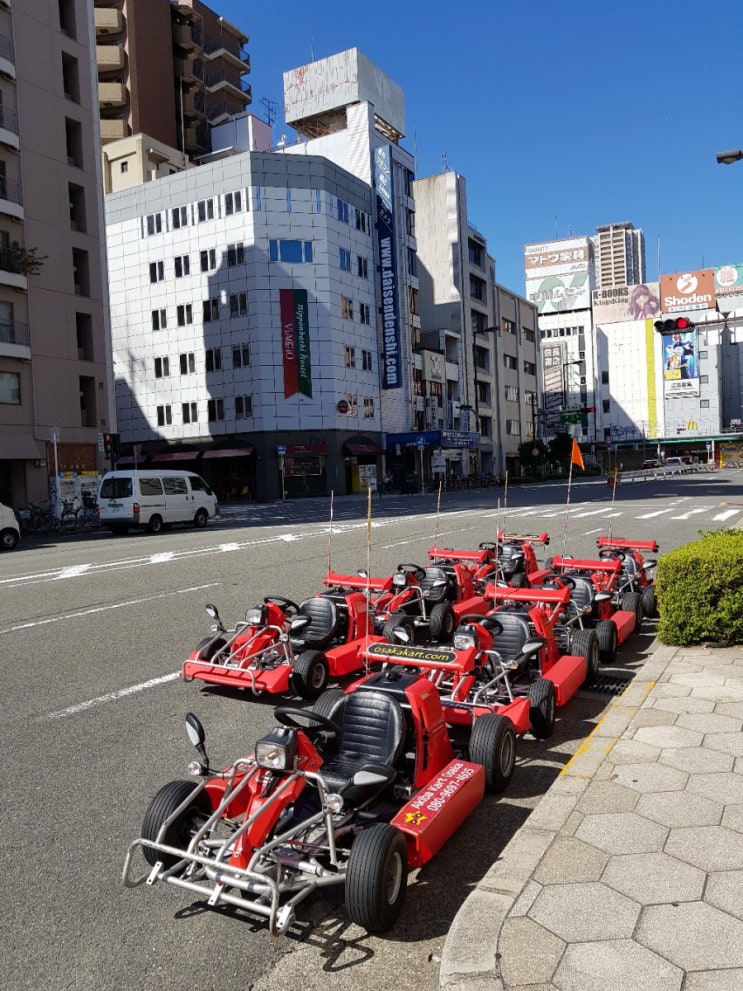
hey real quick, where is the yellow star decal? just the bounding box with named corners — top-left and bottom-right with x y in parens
top-left (404, 811), bottom-right (426, 825)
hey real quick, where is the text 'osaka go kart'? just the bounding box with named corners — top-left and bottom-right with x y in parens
top-left (123, 664), bottom-right (517, 935)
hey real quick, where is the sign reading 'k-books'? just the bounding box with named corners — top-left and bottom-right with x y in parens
top-left (375, 144), bottom-right (401, 389)
top-left (280, 288), bottom-right (312, 398)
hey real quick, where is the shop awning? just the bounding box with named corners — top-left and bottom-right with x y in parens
top-left (344, 440), bottom-right (383, 454)
top-left (0, 434), bottom-right (44, 460)
top-left (113, 455), bottom-right (139, 465)
top-left (201, 447), bottom-right (254, 459)
top-left (151, 451), bottom-right (200, 462)
top-left (285, 443), bottom-right (329, 454)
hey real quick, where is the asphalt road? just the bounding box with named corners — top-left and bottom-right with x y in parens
top-left (2, 470), bottom-right (741, 991)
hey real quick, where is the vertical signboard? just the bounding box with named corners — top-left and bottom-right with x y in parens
top-left (662, 328), bottom-right (699, 397)
top-left (375, 144), bottom-right (401, 389)
top-left (280, 288), bottom-right (312, 398)
top-left (541, 344), bottom-right (566, 430)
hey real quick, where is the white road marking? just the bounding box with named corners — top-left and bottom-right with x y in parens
top-left (583, 528), bottom-right (606, 534)
top-left (55, 564), bottom-right (92, 580)
top-left (220, 542), bottom-right (241, 552)
top-left (636, 509), bottom-right (677, 519)
top-left (0, 583), bottom-right (219, 635)
top-left (670, 508), bottom-right (712, 520)
top-left (571, 508), bottom-right (616, 518)
top-left (150, 552), bottom-right (174, 563)
top-left (45, 672), bottom-right (180, 721)
top-left (712, 509), bottom-right (741, 521)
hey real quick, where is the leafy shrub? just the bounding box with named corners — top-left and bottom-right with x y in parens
top-left (656, 529), bottom-right (743, 645)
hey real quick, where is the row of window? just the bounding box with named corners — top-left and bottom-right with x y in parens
top-left (540, 326), bottom-right (585, 339)
top-left (153, 345), bottom-right (250, 379)
top-left (145, 193), bottom-right (371, 239)
top-left (340, 297), bottom-right (372, 324)
top-left (150, 243), bottom-right (246, 284)
top-left (155, 395), bottom-right (253, 427)
top-left (151, 292), bottom-right (248, 330)
top-left (343, 347), bottom-right (374, 370)
top-left (338, 394), bottom-right (376, 418)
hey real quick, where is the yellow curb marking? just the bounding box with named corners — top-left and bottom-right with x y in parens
top-left (559, 680), bottom-right (656, 777)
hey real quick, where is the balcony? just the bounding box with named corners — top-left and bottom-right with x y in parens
top-left (100, 118), bottom-right (128, 142)
top-left (172, 23), bottom-right (199, 51)
top-left (0, 246), bottom-right (27, 290)
top-left (0, 105), bottom-right (19, 151)
top-left (0, 32), bottom-right (15, 78)
top-left (94, 7), bottom-right (123, 35)
top-left (0, 319), bottom-right (30, 356)
top-left (181, 90), bottom-right (206, 119)
top-left (205, 68), bottom-right (251, 100)
top-left (175, 57), bottom-right (204, 86)
top-left (0, 176), bottom-right (23, 220)
top-left (98, 81), bottom-right (126, 107)
top-left (96, 43), bottom-right (125, 72)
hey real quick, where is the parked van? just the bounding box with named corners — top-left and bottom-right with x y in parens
top-left (0, 501), bottom-right (20, 550)
top-left (98, 470), bottom-right (218, 534)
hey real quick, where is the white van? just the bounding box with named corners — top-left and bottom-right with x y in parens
top-left (98, 470), bottom-right (218, 535)
top-left (0, 501), bottom-right (20, 550)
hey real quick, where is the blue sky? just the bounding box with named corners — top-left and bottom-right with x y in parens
top-left (218, 0), bottom-right (743, 295)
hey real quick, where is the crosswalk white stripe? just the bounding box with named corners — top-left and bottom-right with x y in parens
top-left (636, 509), bottom-right (677, 519)
top-left (670, 508), bottom-right (712, 520)
top-left (712, 509), bottom-right (741, 521)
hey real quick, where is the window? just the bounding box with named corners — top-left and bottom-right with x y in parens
top-left (0, 371), bottom-right (20, 404)
top-left (601, 370), bottom-right (610, 385)
top-left (227, 242), bottom-right (245, 267)
top-left (700, 399), bottom-right (710, 408)
top-left (65, 118), bottom-right (83, 167)
top-left (207, 398), bottom-right (225, 422)
top-left (174, 254), bottom-right (190, 277)
top-left (470, 275), bottom-right (485, 301)
top-left (408, 248), bottom-right (417, 277)
top-left (357, 255), bottom-right (368, 279)
top-left (602, 399), bottom-right (611, 413)
top-left (149, 261), bottom-right (164, 283)
top-left (233, 344), bottom-right (250, 368)
top-left (205, 348), bottom-right (222, 372)
top-left (341, 298), bottom-right (354, 320)
top-left (269, 239), bottom-right (313, 263)
top-left (163, 477), bottom-right (188, 495)
top-left (151, 308), bottom-right (167, 330)
top-left (315, 189), bottom-right (322, 214)
top-left (229, 292), bottom-right (248, 317)
top-left (224, 190), bottom-right (242, 215)
top-left (203, 298), bottom-right (219, 322)
top-left (700, 374), bottom-right (709, 384)
top-left (339, 247), bottom-right (351, 272)
top-left (171, 206), bottom-right (188, 229)
top-left (180, 352), bottom-right (196, 375)
top-left (235, 395), bottom-right (252, 418)
top-left (362, 349), bottom-right (373, 371)
top-left (68, 182), bottom-right (86, 231)
top-left (504, 354), bottom-right (518, 370)
top-left (182, 401), bottom-right (198, 424)
top-left (200, 249), bottom-right (216, 272)
top-left (154, 356), bottom-right (170, 378)
top-left (140, 477), bottom-right (164, 496)
top-left (468, 242), bottom-right (483, 267)
top-left (156, 404), bottom-right (172, 426)
top-left (197, 199), bottom-right (214, 222)
top-left (505, 385), bottom-right (519, 402)
top-left (72, 248), bottom-right (90, 296)
top-left (286, 188), bottom-right (292, 212)
top-left (363, 397), bottom-right (375, 418)
top-left (699, 350), bottom-right (708, 359)
top-left (355, 209), bottom-right (369, 233)
top-left (337, 198), bottom-right (349, 223)
top-left (359, 302), bottom-right (371, 325)
top-left (506, 420), bottom-right (521, 436)
top-left (344, 345), bottom-right (356, 367)
top-left (146, 213), bottom-right (162, 236)
top-left (524, 328), bottom-right (535, 343)
top-left (120, 161), bottom-right (128, 174)
top-left (523, 360), bottom-right (536, 376)
top-left (501, 317), bottom-right (516, 334)
top-left (254, 187), bottom-right (262, 211)
top-left (61, 52), bottom-right (80, 101)
top-left (177, 304), bottom-right (193, 327)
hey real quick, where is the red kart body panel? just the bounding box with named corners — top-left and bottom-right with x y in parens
top-left (452, 594), bottom-right (490, 621)
top-left (184, 658), bottom-right (294, 693)
top-left (392, 759), bottom-right (485, 868)
top-left (323, 570), bottom-right (393, 593)
top-left (611, 609), bottom-right (637, 643)
top-left (597, 536), bottom-right (659, 553)
top-left (544, 652), bottom-right (587, 706)
top-left (445, 696), bottom-right (532, 735)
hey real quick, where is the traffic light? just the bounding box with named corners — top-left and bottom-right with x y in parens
top-left (583, 406), bottom-right (596, 413)
top-left (654, 316), bottom-right (695, 334)
top-left (103, 432), bottom-right (119, 459)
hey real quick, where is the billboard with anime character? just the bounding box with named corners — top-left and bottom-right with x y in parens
top-left (662, 329), bottom-right (699, 397)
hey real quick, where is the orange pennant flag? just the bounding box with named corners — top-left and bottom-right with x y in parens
top-left (571, 439), bottom-right (584, 470)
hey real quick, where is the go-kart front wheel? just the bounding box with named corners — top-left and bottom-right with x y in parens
top-left (573, 628), bottom-right (600, 686)
top-left (642, 584), bottom-right (657, 619)
top-left (428, 602), bottom-right (455, 642)
top-left (595, 620), bottom-right (618, 664)
top-left (141, 780), bottom-right (211, 869)
top-left (469, 713), bottom-right (516, 793)
top-left (346, 823), bottom-right (408, 932)
top-left (290, 650), bottom-right (329, 700)
top-left (528, 678), bottom-right (556, 739)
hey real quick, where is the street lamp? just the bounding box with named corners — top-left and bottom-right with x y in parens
top-left (715, 149), bottom-right (743, 165)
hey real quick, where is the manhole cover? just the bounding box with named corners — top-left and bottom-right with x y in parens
top-left (583, 674), bottom-right (632, 696)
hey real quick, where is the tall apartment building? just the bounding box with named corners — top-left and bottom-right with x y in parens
top-left (414, 171), bottom-right (538, 479)
top-left (591, 221), bottom-right (646, 288)
top-left (94, 0), bottom-right (250, 160)
top-left (0, 0), bottom-right (113, 508)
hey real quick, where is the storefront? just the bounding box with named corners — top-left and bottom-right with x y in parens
top-left (342, 436), bottom-right (383, 493)
top-left (385, 430), bottom-right (480, 493)
top-left (276, 443), bottom-right (329, 498)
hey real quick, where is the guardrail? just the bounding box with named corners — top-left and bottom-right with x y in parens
top-left (610, 465), bottom-right (714, 485)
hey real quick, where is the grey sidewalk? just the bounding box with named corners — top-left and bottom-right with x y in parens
top-left (440, 641), bottom-right (743, 991)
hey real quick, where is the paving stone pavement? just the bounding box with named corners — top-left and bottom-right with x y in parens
top-left (439, 642), bottom-right (743, 991)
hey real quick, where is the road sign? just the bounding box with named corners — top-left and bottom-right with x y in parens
top-left (560, 414), bottom-right (582, 425)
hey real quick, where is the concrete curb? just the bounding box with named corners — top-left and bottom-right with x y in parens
top-left (438, 643), bottom-right (680, 991)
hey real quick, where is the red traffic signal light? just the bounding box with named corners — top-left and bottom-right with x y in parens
top-left (654, 316), bottom-right (695, 334)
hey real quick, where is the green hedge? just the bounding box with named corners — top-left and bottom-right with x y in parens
top-left (656, 529), bottom-right (743, 646)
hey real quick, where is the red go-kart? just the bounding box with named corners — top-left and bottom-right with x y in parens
top-left (123, 670), bottom-right (510, 934)
top-left (596, 536), bottom-right (659, 618)
top-left (181, 583), bottom-right (384, 700)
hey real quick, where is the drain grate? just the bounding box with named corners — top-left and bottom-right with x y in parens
top-left (583, 674), bottom-right (633, 696)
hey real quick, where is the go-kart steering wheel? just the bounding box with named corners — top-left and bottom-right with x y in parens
top-left (264, 596), bottom-right (300, 617)
top-left (556, 574), bottom-right (576, 589)
top-left (599, 548), bottom-right (624, 560)
top-left (397, 563), bottom-right (426, 581)
top-left (459, 613), bottom-right (504, 635)
top-left (479, 542), bottom-right (497, 552)
top-left (274, 706), bottom-right (340, 737)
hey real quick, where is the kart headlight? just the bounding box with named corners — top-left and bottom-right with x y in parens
top-left (245, 606), bottom-right (264, 626)
top-left (453, 627), bottom-right (477, 650)
top-left (255, 727), bottom-right (298, 771)
top-left (392, 573), bottom-right (408, 587)
top-left (325, 793), bottom-right (344, 813)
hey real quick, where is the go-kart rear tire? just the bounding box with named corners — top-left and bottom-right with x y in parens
top-left (290, 650), bottom-right (329, 700)
top-left (142, 780), bottom-right (211, 869)
top-left (572, 628), bottom-right (600, 686)
top-left (428, 602), bottom-right (455, 642)
top-left (528, 678), bottom-right (556, 739)
top-left (313, 688), bottom-right (345, 723)
top-left (595, 620), bottom-right (618, 664)
top-left (383, 612), bottom-right (416, 644)
top-left (642, 584), bottom-right (658, 619)
top-left (621, 591), bottom-right (644, 631)
top-left (346, 823), bottom-right (408, 932)
top-left (469, 713), bottom-right (516, 793)
top-left (195, 636), bottom-right (227, 662)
